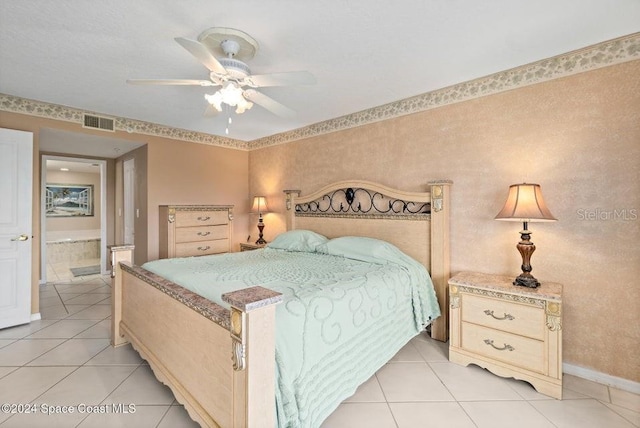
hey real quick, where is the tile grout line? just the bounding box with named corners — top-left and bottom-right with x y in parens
top-left (423, 360), bottom-right (482, 427)
top-left (604, 402), bottom-right (640, 427)
top-left (74, 360), bottom-right (145, 428)
top-left (53, 283), bottom-right (72, 316)
top-left (154, 404), bottom-right (175, 428)
top-left (374, 371), bottom-right (399, 428)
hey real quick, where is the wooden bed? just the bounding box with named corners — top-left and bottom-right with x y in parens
top-left (110, 180), bottom-right (451, 428)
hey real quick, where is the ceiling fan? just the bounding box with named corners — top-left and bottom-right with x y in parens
top-left (127, 27), bottom-right (315, 119)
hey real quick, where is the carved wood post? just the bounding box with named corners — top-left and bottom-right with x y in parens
top-left (222, 286), bottom-right (282, 427)
top-left (110, 245), bottom-right (134, 347)
top-left (428, 180), bottom-right (452, 342)
top-left (283, 190), bottom-right (301, 231)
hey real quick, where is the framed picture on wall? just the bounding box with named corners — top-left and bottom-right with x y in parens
top-left (45, 183), bottom-right (94, 217)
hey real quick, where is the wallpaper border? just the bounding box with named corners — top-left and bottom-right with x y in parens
top-left (1, 33), bottom-right (638, 152)
top-left (250, 32), bottom-right (640, 149)
top-left (0, 96), bottom-right (250, 151)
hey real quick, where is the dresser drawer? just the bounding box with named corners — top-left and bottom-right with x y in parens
top-left (461, 293), bottom-right (544, 340)
top-left (461, 322), bottom-right (544, 373)
top-left (175, 225), bottom-right (228, 243)
top-left (175, 210), bottom-right (229, 227)
top-left (175, 239), bottom-right (229, 257)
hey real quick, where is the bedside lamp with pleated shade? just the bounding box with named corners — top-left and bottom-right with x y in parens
top-left (251, 196), bottom-right (269, 245)
top-left (495, 183), bottom-right (557, 288)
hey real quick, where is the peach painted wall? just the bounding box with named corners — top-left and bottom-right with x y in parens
top-left (249, 60), bottom-right (640, 382)
top-left (144, 138), bottom-right (250, 261)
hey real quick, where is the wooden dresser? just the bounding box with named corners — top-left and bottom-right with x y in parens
top-left (449, 271), bottom-right (563, 399)
top-left (159, 205), bottom-right (233, 259)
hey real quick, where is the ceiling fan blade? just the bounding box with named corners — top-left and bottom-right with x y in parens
top-left (126, 79), bottom-right (216, 86)
top-left (244, 89), bottom-right (296, 118)
top-left (247, 71), bottom-right (316, 87)
top-left (203, 103), bottom-right (220, 117)
top-left (175, 37), bottom-right (227, 75)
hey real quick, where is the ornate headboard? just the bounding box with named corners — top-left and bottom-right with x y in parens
top-left (283, 180), bottom-right (451, 341)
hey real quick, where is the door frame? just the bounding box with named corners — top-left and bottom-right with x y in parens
top-left (40, 155), bottom-right (108, 283)
top-left (123, 157), bottom-right (135, 248)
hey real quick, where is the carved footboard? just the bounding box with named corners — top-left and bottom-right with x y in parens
top-left (110, 246), bottom-right (282, 428)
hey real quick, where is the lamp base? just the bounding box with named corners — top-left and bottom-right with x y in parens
top-left (256, 218), bottom-right (266, 245)
top-left (513, 273), bottom-right (541, 288)
top-left (513, 223), bottom-right (541, 288)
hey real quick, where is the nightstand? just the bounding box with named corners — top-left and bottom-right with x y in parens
top-left (449, 271), bottom-right (563, 399)
top-left (239, 242), bottom-right (266, 252)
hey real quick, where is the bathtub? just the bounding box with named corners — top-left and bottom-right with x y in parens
top-left (46, 229), bottom-right (101, 264)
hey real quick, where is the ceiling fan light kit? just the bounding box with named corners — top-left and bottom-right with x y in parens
top-left (204, 82), bottom-right (253, 114)
top-left (127, 27), bottom-right (315, 120)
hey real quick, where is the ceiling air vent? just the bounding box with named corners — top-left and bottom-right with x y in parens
top-left (83, 114), bottom-right (115, 132)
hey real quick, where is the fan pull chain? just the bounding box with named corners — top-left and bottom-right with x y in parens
top-left (225, 116), bottom-right (233, 135)
top-left (225, 106), bottom-right (232, 135)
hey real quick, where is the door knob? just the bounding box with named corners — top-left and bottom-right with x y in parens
top-left (10, 234), bottom-right (29, 242)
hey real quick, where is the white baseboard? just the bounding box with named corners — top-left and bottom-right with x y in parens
top-left (564, 362), bottom-right (640, 395)
top-left (30, 313), bottom-right (41, 321)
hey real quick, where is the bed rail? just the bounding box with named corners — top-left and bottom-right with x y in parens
top-left (110, 245), bottom-right (282, 427)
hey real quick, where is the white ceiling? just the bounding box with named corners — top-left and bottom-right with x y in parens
top-left (1, 1), bottom-right (639, 142)
top-left (46, 159), bottom-right (100, 174)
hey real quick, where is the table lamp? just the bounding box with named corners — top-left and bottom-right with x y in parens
top-left (251, 196), bottom-right (269, 245)
top-left (495, 183), bottom-right (557, 288)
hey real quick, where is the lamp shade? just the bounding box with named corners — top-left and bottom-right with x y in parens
top-left (251, 196), bottom-right (269, 214)
top-left (495, 183), bottom-right (556, 222)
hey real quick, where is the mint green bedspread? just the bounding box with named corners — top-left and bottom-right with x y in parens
top-left (142, 242), bottom-right (440, 427)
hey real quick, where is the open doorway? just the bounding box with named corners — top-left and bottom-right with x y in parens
top-left (38, 127), bottom-right (145, 283)
top-left (41, 156), bottom-right (107, 283)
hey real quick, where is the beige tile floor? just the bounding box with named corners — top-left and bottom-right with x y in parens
top-left (0, 275), bottom-right (638, 427)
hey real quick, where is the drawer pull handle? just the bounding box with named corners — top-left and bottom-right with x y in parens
top-left (197, 216), bottom-right (211, 221)
top-left (197, 231), bottom-right (211, 236)
top-left (484, 339), bottom-right (514, 352)
top-left (484, 310), bottom-right (514, 321)
top-left (197, 246), bottom-right (211, 251)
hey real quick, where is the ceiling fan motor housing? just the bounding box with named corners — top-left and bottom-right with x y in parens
top-left (217, 58), bottom-right (251, 79)
top-left (220, 39), bottom-right (240, 56)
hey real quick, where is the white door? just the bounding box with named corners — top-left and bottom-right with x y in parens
top-left (0, 128), bottom-right (33, 329)
top-left (123, 158), bottom-right (135, 247)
